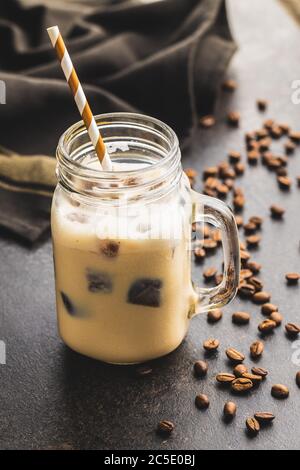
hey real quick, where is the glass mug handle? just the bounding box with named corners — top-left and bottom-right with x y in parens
top-left (190, 190), bottom-right (240, 315)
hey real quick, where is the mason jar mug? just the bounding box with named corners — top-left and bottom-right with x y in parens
top-left (52, 113), bottom-right (240, 364)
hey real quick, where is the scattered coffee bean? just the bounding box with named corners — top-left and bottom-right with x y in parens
top-left (157, 420), bottom-right (175, 436)
top-left (218, 161), bottom-right (230, 177)
top-left (233, 364), bottom-right (248, 377)
top-left (231, 378), bottom-right (253, 393)
top-left (227, 111), bottom-right (240, 126)
top-left (246, 417), bottom-right (260, 435)
top-left (285, 323), bottom-right (300, 337)
top-left (216, 373), bottom-right (236, 384)
top-left (245, 131), bottom-right (256, 142)
top-left (194, 247), bottom-right (206, 261)
top-left (234, 162), bottom-right (245, 175)
top-left (246, 261), bottom-right (261, 274)
top-left (258, 319), bottom-right (276, 334)
top-left (276, 167), bottom-right (288, 177)
top-left (247, 139), bottom-right (260, 151)
top-left (296, 371), bottom-right (300, 388)
top-left (228, 150), bottom-right (241, 164)
top-left (271, 384), bottom-right (289, 399)
top-left (203, 166), bottom-right (219, 179)
top-left (249, 216), bottom-right (263, 228)
top-left (238, 283), bottom-right (256, 298)
top-left (247, 150), bottom-right (260, 165)
top-left (240, 250), bottom-right (251, 265)
top-left (253, 291), bottom-right (271, 304)
top-left (226, 348), bottom-right (245, 363)
top-left (224, 178), bottom-right (235, 189)
top-left (232, 311), bottom-right (250, 325)
top-left (184, 168), bottom-right (198, 179)
top-left (277, 175), bottom-right (291, 190)
top-left (240, 269), bottom-right (253, 281)
top-left (200, 115), bottom-right (216, 128)
top-left (264, 119), bottom-right (275, 130)
top-left (289, 130), bottom-right (300, 143)
top-left (256, 128), bottom-right (269, 140)
top-left (248, 277), bottom-right (263, 292)
top-left (222, 167), bottom-right (236, 179)
top-left (203, 267), bottom-right (218, 281)
top-left (285, 140), bottom-right (296, 154)
top-left (285, 272), bottom-right (300, 284)
top-left (203, 187), bottom-right (217, 197)
top-left (202, 239), bottom-right (218, 251)
top-left (259, 137), bottom-right (272, 152)
top-left (278, 123), bottom-right (290, 134)
top-left (222, 79), bottom-right (237, 91)
top-left (242, 373), bottom-right (262, 385)
top-left (251, 367), bottom-right (268, 378)
top-left (223, 401), bottom-right (237, 420)
top-left (195, 394), bottom-right (210, 410)
top-left (261, 303), bottom-right (278, 315)
top-left (246, 234), bottom-right (261, 247)
top-left (244, 222), bottom-right (257, 234)
top-left (250, 340), bottom-right (264, 358)
top-left (203, 338), bottom-right (219, 351)
top-left (270, 125), bottom-right (282, 139)
top-left (216, 183), bottom-right (229, 198)
top-left (257, 99), bottom-right (268, 111)
top-left (235, 216), bottom-right (244, 228)
top-left (207, 309), bottom-right (223, 323)
top-left (254, 412), bottom-right (275, 424)
top-left (269, 311), bottom-right (283, 326)
top-left (194, 360), bottom-right (208, 378)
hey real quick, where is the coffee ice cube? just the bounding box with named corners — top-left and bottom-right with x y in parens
top-left (61, 292), bottom-right (76, 316)
top-left (86, 269), bottom-right (113, 293)
top-left (100, 240), bottom-right (120, 258)
top-left (127, 278), bottom-right (162, 307)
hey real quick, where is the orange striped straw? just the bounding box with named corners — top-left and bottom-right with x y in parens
top-left (47, 25), bottom-right (112, 171)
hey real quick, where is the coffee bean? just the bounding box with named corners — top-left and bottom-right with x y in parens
top-left (238, 283), bottom-right (256, 298)
top-left (258, 319), bottom-right (276, 334)
top-left (222, 79), bottom-right (237, 92)
top-left (254, 412), bottom-right (275, 424)
top-left (247, 150), bottom-right (259, 165)
top-left (279, 123), bottom-right (290, 134)
top-left (250, 341), bottom-right (264, 358)
top-left (240, 269), bottom-right (253, 281)
top-left (194, 247), bottom-right (206, 261)
top-left (203, 267), bottom-right (218, 281)
top-left (227, 111), bottom-right (240, 126)
top-left (289, 130), bottom-right (300, 143)
top-left (184, 168), bottom-right (198, 179)
top-left (245, 131), bottom-right (256, 142)
top-left (207, 309), bottom-right (223, 323)
top-left (200, 115), bottom-right (216, 128)
top-left (261, 151), bottom-right (273, 165)
top-left (285, 272), bottom-right (300, 284)
top-left (203, 338), bottom-right (219, 351)
top-left (296, 371), bottom-right (300, 388)
top-left (249, 216), bottom-right (263, 228)
top-left (277, 167), bottom-right (288, 177)
top-left (226, 348), bottom-right (245, 363)
top-left (246, 417), bottom-right (260, 435)
top-left (232, 311), bottom-right (250, 325)
top-left (216, 183), bottom-right (229, 198)
top-left (240, 251), bottom-right (251, 265)
top-left (277, 155), bottom-right (288, 166)
top-left (234, 162), bottom-right (245, 175)
top-left (248, 277), bottom-right (263, 292)
top-left (224, 178), bottom-right (235, 189)
top-left (235, 215), bottom-right (244, 228)
top-left (218, 161), bottom-right (230, 177)
top-left (195, 394), bottom-right (210, 409)
top-left (246, 261), bottom-right (261, 274)
top-left (203, 166), bottom-right (219, 179)
top-left (136, 365), bottom-right (153, 377)
top-left (202, 239), bottom-right (218, 251)
top-left (246, 234), bottom-right (261, 247)
top-left (256, 128), bottom-right (269, 140)
top-left (244, 222), bottom-right (257, 234)
top-left (228, 150), bottom-right (241, 164)
top-left (157, 420), bottom-right (174, 436)
top-left (247, 139), bottom-right (260, 151)
top-left (258, 137), bottom-right (272, 152)
top-left (271, 384), bottom-right (289, 399)
top-left (270, 125), bottom-right (283, 139)
top-left (257, 99), bottom-right (268, 111)
top-left (269, 311), bottom-right (283, 326)
top-left (267, 157), bottom-right (282, 170)
top-left (193, 360), bottom-right (208, 378)
top-left (285, 323), bottom-right (300, 337)
top-left (285, 140), bottom-right (296, 154)
top-left (242, 373), bottom-right (262, 385)
top-left (203, 187), bottom-right (218, 197)
top-left (222, 167), bottom-right (236, 179)
top-left (216, 373), bottom-right (236, 384)
top-left (253, 291), bottom-right (271, 304)
top-left (223, 401), bottom-right (237, 419)
top-left (264, 119), bottom-right (275, 130)
top-left (234, 196), bottom-right (245, 211)
top-left (261, 303), bottom-right (278, 315)
top-left (231, 378), bottom-right (253, 393)
top-left (204, 177), bottom-right (219, 190)
top-left (251, 367), bottom-right (268, 378)
top-left (277, 175), bottom-right (291, 190)
top-left (233, 364), bottom-right (248, 377)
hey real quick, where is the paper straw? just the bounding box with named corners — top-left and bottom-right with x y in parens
top-left (47, 25), bottom-right (112, 171)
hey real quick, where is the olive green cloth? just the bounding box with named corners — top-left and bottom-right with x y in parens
top-left (0, 0), bottom-right (236, 242)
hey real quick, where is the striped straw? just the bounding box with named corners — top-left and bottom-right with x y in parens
top-left (47, 25), bottom-right (112, 171)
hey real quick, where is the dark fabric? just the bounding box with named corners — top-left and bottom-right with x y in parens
top-left (0, 0), bottom-right (236, 242)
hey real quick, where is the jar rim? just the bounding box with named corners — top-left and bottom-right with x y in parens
top-left (57, 112), bottom-right (179, 180)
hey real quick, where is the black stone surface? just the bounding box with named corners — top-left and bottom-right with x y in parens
top-left (1, 0), bottom-right (300, 450)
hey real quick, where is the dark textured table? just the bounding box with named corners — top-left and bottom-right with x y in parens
top-left (1, 0), bottom-right (300, 450)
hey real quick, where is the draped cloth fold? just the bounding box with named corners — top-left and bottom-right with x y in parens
top-left (0, 0), bottom-right (236, 242)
